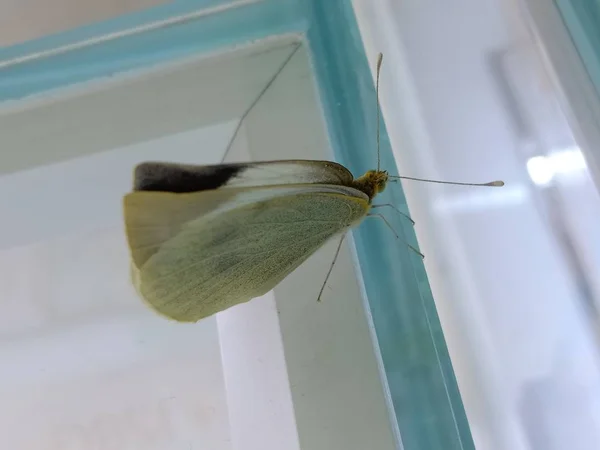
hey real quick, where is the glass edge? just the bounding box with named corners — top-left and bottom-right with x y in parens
top-left (0, 0), bottom-right (260, 61)
top-left (303, 1), bottom-right (476, 449)
top-left (554, 0), bottom-right (600, 99)
top-left (0, 0), bottom-right (305, 101)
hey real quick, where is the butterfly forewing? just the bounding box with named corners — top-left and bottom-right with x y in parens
top-left (133, 160), bottom-right (354, 193)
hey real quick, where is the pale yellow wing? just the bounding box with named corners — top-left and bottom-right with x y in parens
top-left (124, 184), bottom-right (358, 269)
top-left (124, 159), bottom-right (355, 269)
top-left (124, 187), bottom-right (238, 269)
top-left (128, 188), bottom-right (369, 322)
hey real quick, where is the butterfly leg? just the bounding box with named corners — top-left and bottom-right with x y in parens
top-left (367, 213), bottom-right (425, 259)
top-left (317, 233), bottom-right (347, 302)
top-left (370, 203), bottom-right (415, 225)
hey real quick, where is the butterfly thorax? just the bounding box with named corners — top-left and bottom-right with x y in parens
top-left (351, 170), bottom-right (388, 201)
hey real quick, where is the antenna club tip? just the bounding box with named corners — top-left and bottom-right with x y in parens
top-left (376, 53), bottom-right (383, 69)
top-left (486, 180), bottom-right (505, 187)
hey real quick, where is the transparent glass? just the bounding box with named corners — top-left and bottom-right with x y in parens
top-left (0, 1), bottom-right (474, 449)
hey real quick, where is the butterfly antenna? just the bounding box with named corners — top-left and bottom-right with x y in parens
top-left (373, 53), bottom-right (504, 188)
top-left (376, 53), bottom-right (383, 172)
top-left (221, 42), bottom-right (302, 163)
top-left (388, 175), bottom-right (504, 187)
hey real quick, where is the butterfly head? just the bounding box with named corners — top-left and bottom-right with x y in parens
top-left (353, 169), bottom-right (388, 200)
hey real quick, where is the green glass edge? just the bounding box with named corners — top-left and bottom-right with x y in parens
top-left (0, 0), bottom-right (305, 100)
top-left (303, 2), bottom-right (474, 449)
top-left (0, 1), bottom-right (475, 448)
top-left (555, 0), bottom-right (600, 98)
top-left (0, 0), bottom-right (236, 61)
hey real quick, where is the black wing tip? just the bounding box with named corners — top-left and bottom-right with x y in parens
top-left (132, 161), bottom-right (245, 193)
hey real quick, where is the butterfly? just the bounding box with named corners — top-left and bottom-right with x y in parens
top-left (122, 53), bottom-right (503, 322)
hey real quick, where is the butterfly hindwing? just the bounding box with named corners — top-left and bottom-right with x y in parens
top-left (127, 187), bottom-right (369, 322)
top-left (123, 183), bottom-right (361, 268)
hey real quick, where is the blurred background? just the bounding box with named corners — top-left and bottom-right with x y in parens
top-left (2, 0), bottom-right (600, 449)
top-left (355, 0), bottom-right (600, 449)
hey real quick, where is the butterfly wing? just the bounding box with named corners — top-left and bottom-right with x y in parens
top-left (124, 184), bottom-right (358, 268)
top-left (126, 186), bottom-right (369, 322)
top-left (132, 159), bottom-right (354, 193)
top-left (124, 159), bottom-right (355, 269)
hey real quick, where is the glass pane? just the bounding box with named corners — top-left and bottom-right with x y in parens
top-left (0, 2), bottom-right (475, 449)
top-left (0, 37), bottom-right (401, 450)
